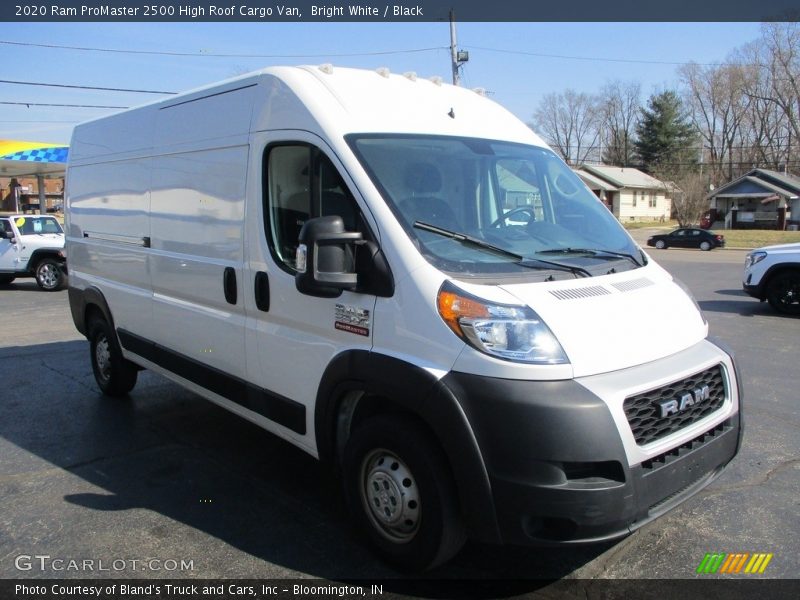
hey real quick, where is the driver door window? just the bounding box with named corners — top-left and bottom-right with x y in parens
top-left (265, 144), bottom-right (360, 272)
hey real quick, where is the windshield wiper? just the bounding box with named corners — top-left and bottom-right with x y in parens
top-left (538, 247), bottom-right (643, 268)
top-left (413, 221), bottom-right (591, 277)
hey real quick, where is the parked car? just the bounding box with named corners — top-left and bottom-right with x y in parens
top-left (647, 228), bottom-right (725, 251)
top-left (0, 215), bottom-right (67, 290)
top-left (743, 242), bottom-right (800, 315)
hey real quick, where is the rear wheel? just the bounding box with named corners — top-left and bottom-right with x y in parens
top-left (343, 415), bottom-right (466, 571)
top-left (88, 317), bottom-right (138, 396)
top-left (766, 272), bottom-right (800, 315)
top-left (35, 258), bottom-right (65, 291)
top-left (0, 275), bottom-right (14, 285)
top-left (700, 241), bottom-right (712, 251)
top-left (655, 240), bottom-right (667, 250)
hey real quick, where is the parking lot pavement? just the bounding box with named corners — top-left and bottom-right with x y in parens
top-left (0, 254), bottom-right (798, 589)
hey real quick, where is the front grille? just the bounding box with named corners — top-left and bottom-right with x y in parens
top-left (624, 365), bottom-right (726, 445)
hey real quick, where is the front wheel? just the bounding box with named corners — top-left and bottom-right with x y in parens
top-left (655, 240), bottom-right (667, 250)
top-left (89, 317), bottom-right (138, 396)
top-left (343, 415), bottom-right (466, 571)
top-left (35, 258), bottom-right (65, 291)
top-left (766, 272), bottom-right (800, 315)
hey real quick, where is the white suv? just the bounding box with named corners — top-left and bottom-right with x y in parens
top-left (743, 242), bottom-right (800, 315)
top-left (0, 215), bottom-right (67, 291)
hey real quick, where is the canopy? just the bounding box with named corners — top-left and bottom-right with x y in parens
top-left (0, 139), bottom-right (68, 178)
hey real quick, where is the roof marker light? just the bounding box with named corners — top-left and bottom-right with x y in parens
top-left (376, 67), bottom-right (391, 78)
top-left (403, 71), bottom-right (418, 82)
top-left (429, 76), bottom-right (443, 86)
top-left (473, 87), bottom-right (488, 97)
top-left (318, 64), bottom-right (334, 75)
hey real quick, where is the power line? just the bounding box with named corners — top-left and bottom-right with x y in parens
top-left (0, 79), bottom-right (175, 95)
top-left (468, 45), bottom-right (729, 67)
top-left (0, 101), bottom-right (127, 109)
top-left (0, 39), bottom-right (448, 59)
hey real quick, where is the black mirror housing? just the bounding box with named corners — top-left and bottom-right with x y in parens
top-left (296, 216), bottom-right (362, 298)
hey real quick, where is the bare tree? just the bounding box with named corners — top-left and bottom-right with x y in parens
top-left (654, 165), bottom-right (710, 227)
top-left (763, 22), bottom-right (800, 152)
top-left (598, 80), bottom-right (641, 167)
top-left (733, 24), bottom-right (799, 174)
top-left (531, 89), bottom-right (600, 165)
top-left (680, 61), bottom-right (750, 185)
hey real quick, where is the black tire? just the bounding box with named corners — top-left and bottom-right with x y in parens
top-left (34, 258), bottom-right (65, 291)
top-left (655, 240), bottom-right (667, 250)
top-left (0, 275), bottom-right (14, 285)
top-left (766, 272), bottom-right (800, 316)
top-left (343, 415), bottom-right (466, 572)
top-left (88, 317), bottom-right (138, 396)
top-left (700, 241), bottom-right (712, 251)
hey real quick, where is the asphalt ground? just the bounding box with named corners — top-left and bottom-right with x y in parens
top-left (0, 249), bottom-right (798, 594)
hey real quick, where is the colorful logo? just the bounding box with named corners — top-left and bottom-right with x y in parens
top-left (697, 552), bottom-right (773, 574)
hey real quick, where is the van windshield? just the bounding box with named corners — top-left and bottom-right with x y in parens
top-left (348, 135), bottom-right (640, 277)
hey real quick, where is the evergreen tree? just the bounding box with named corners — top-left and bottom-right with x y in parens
top-left (635, 90), bottom-right (698, 174)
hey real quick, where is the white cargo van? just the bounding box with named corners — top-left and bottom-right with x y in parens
top-left (66, 65), bottom-right (742, 571)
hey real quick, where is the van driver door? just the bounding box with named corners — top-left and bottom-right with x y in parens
top-left (243, 132), bottom-right (378, 451)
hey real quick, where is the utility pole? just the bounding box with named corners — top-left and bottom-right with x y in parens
top-left (449, 10), bottom-right (468, 86)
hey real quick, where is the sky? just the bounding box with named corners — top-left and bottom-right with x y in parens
top-left (0, 21), bottom-right (765, 145)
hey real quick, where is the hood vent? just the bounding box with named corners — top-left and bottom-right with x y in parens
top-left (549, 285), bottom-right (611, 300)
top-left (549, 277), bottom-right (655, 301)
top-left (612, 277), bottom-right (655, 293)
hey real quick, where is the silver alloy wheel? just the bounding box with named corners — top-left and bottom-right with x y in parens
top-left (37, 262), bottom-right (60, 289)
top-left (700, 241), bottom-right (711, 251)
top-left (95, 335), bottom-right (112, 383)
top-left (360, 448), bottom-right (421, 543)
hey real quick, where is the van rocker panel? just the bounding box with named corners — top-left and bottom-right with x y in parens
top-left (117, 329), bottom-right (306, 435)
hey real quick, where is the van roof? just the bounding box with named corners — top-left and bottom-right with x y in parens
top-left (69, 65), bottom-right (546, 163)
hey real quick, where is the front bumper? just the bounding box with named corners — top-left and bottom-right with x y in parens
top-left (443, 341), bottom-right (742, 546)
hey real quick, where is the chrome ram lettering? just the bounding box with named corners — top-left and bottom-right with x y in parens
top-left (658, 385), bottom-right (711, 418)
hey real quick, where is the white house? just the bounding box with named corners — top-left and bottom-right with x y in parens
top-left (575, 165), bottom-right (671, 222)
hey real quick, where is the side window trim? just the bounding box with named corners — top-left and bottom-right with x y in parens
top-left (262, 142), bottom-right (364, 275)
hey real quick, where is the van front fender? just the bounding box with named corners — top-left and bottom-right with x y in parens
top-left (314, 350), bottom-right (502, 544)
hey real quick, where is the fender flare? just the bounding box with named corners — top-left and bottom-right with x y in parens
top-left (68, 285), bottom-right (116, 339)
top-left (314, 350), bottom-right (502, 544)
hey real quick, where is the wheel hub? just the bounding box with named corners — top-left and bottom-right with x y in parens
top-left (361, 450), bottom-right (420, 542)
top-left (39, 264), bottom-right (58, 287)
top-left (95, 337), bottom-right (111, 380)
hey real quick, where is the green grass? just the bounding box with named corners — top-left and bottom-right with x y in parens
top-left (717, 229), bottom-right (800, 249)
top-left (623, 220), bottom-right (678, 230)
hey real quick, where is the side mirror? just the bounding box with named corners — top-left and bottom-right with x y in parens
top-left (295, 216), bottom-right (362, 298)
top-left (1, 231), bottom-right (15, 241)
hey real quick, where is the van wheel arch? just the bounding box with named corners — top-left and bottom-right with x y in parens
top-left (315, 350), bottom-right (502, 545)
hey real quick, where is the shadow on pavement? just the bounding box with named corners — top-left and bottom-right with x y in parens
top-left (0, 340), bottom-right (612, 593)
top-left (700, 290), bottom-right (796, 318)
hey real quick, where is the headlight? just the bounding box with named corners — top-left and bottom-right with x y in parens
top-left (437, 281), bottom-right (568, 364)
top-left (744, 251), bottom-right (767, 268)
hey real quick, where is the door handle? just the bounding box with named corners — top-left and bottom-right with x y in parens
top-left (255, 271), bottom-right (270, 312)
top-left (223, 267), bottom-right (237, 305)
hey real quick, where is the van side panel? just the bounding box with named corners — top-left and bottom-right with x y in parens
top-left (67, 158), bottom-right (153, 340)
top-left (147, 85), bottom-right (255, 379)
top-left (149, 146), bottom-right (248, 378)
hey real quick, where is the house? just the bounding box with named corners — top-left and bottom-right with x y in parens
top-left (574, 165), bottom-right (671, 222)
top-left (706, 168), bottom-right (800, 230)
